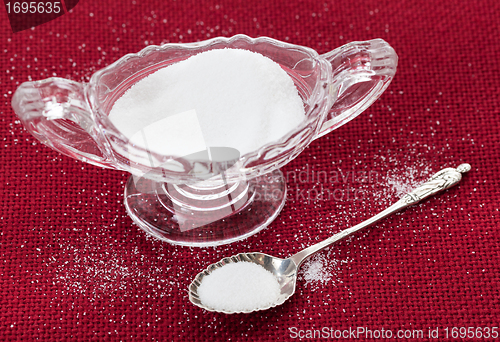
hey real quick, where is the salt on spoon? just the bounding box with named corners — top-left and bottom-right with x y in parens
top-left (189, 164), bottom-right (471, 314)
top-left (196, 262), bottom-right (281, 313)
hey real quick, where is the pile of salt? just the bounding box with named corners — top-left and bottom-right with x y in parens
top-left (109, 48), bottom-right (305, 158)
top-left (197, 262), bottom-right (281, 312)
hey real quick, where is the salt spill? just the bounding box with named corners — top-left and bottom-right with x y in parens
top-left (50, 233), bottom-right (173, 302)
top-left (300, 251), bottom-right (352, 290)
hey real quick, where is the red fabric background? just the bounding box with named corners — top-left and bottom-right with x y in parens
top-left (1, 0), bottom-right (499, 340)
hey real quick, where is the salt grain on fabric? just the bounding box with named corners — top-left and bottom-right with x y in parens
top-left (108, 48), bottom-right (305, 157)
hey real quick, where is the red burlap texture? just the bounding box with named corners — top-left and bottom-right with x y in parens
top-left (1, 0), bottom-right (499, 341)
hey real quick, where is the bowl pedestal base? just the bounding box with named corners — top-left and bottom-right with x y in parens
top-left (124, 169), bottom-right (287, 247)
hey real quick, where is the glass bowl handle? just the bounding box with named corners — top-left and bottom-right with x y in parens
top-left (11, 78), bottom-right (115, 168)
top-left (315, 39), bottom-right (398, 139)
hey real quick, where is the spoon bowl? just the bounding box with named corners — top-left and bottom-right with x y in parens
top-left (188, 252), bottom-right (297, 314)
top-left (188, 164), bottom-right (471, 314)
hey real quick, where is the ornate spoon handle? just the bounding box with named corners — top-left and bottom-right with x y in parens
top-left (290, 164), bottom-right (471, 267)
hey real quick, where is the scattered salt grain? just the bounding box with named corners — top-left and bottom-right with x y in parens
top-left (197, 261), bottom-right (281, 312)
top-left (299, 250), bottom-right (352, 290)
top-left (302, 254), bottom-right (333, 285)
top-left (109, 48), bottom-right (305, 157)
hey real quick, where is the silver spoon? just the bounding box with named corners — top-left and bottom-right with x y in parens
top-left (188, 163), bottom-right (471, 314)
